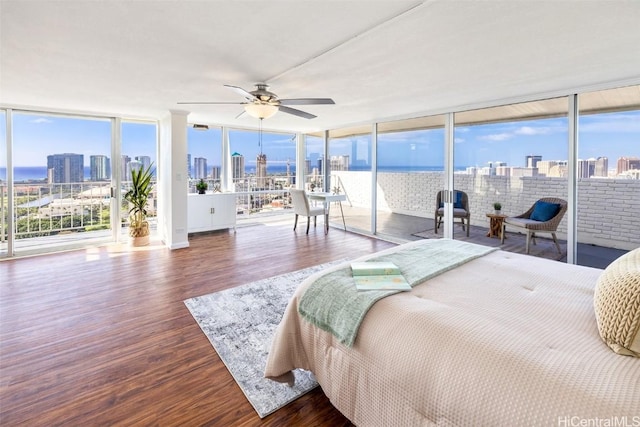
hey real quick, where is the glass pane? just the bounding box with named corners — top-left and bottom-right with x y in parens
top-left (328, 127), bottom-right (372, 233)
top-left (577, 85), bottom-right (639, 268)
top-left (0, 110), bottom-right (6, 257)
top-left (187, 125), bottom-right (222, 193)
top-left (304, 135), bottom-right (324, 191)
top-left (12, 112), bottom-right (112, 254)
top-left (121, 121), bottom-right (158, 239)
top-left (454, 98), bottom-right (569, 259)
top-left (376, 115), bottom-right (446, 240)
top-left (229, 128), bottom-right (295, 219)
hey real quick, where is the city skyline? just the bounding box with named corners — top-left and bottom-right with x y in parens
top-left (1, 110), bottom-right (638, 174)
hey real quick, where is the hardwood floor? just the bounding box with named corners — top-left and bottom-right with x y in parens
top-left (0, 224), bottom-right (395, 426)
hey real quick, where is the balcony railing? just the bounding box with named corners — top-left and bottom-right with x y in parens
top-left (0, 180), bottom-right (158, 242)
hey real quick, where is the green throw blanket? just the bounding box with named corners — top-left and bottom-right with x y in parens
top-left (298, 239), bottom-right (498, 347)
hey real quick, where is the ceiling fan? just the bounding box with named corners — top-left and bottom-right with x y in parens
top-left (178, 83), bottom-right (335, 120)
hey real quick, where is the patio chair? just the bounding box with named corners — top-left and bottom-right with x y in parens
top-left (434, 190), bottom-right (470, 237)
top-left (290, 189), bottom-right (326, 234)
top-left (501, 197), bottom-right (567, 254)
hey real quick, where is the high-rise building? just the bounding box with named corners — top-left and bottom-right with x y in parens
top-left (578, 158), bottom-right (597, 178)
top-left (231, 152), bottom-right (245, 179)
top-left (594, 157), bottom-right (608, 177)
top-left (256, 154), bottom-right (267, 188)
top-left (537, 160), bottom-right (558, 176)
top-left (526, 155), bottom-right (542, 168)
top-left (211, 166), bottom-right (221, 180)
top-left (90, 155), bottom-right (110, 181)
top-left (121, 155), bottom-right (131, 181)
top-left (187, 154), bottom-right (192, 178)
top-left (193, 157), bottom-right (208, 179)
top-left (128, 160), bottom-right (143, 180)
top-left (136, 155), bottom-right (151, 171)
top-left (617, 156), bottom-right (640, 175)
top-left (330, 155), bottom-right (350, 171)
top-left (47, 153), bottom-right (84, 184)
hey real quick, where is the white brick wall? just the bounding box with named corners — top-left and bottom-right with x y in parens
top-left (334, 171), bottom-right (640, 250)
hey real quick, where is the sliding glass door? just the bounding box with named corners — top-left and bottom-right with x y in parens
top-left (375, 115), bottom-right (446, 240)
top-left (454, 98), bottom-right (569, 256)
top-left (576, 85), bottom-right (640, 267)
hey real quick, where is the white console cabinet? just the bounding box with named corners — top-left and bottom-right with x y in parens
top-left (187, 193), bottom-right (236, 233)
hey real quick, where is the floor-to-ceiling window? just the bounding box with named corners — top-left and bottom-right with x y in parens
top-left (304, 134), bottom-right (325, 191)
top-left (0, 110), bottom-right (7, 257)
top-left (0, 111), bottom-right (159, 257)
top-left (121, 120), bottom-right (158, 239)
top-left (186, 125), bottom-right (222, 193)
top-left (328, 125), bottom-right (372, 233)
top-left (454, 98), bottom-right (569, 255)
top-left (10, 112), bottom-right (113, 254)
top-left (576, 85), bottom-right (640, 267)
top-left (376, 115), bottom-right (446, 239)
top-left (229, 127), bottom-right (295, 216)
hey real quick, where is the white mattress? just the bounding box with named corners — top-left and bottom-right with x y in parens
top-left (265, 241), bottom-right (640, 426)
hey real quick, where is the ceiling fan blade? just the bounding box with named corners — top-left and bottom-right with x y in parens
top-left (177, 101), bottom-right (244, 104)
top-left (278, 105), bottom-right (317, 119)
top-left (279, 98), bottom-right (335, 106)
top-left (224, 84), bottom-right (256, 101)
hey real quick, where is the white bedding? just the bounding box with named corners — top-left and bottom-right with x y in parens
top-left (265, 240), bottom-right (640, 426)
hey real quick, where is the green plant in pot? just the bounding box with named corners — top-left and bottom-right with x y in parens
top-left (493, 202), bottom-right (502, 214)
top-left (196, 178), bottom-right (208, 194)
top-left (124, 164), bottom-right (154, 247)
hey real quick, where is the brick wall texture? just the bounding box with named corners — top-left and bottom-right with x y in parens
top-left (333, 171), bottom-right (640, 250)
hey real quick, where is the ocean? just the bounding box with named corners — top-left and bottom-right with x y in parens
top-left (1, 165), bottom-right (454, 182)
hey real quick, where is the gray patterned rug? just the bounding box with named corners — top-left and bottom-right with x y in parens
top-left (184, 261), bottom-right (345, 418)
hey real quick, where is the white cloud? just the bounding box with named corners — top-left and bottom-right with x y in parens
top-left (514, 126), bottom-right (551, 135)
top-left (479, 133), bottom-right (511, 141)
top-left (30, 118), bottom-right (53, 124)
top-left (454, 137), bottom-right (465, 143)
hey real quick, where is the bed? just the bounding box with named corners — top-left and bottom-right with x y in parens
top-left (264, 239), bottom-right (640, 426)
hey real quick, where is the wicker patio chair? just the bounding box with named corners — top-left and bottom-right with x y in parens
top-left (434, 190), bottom-right (470, 237)
top-left (501, 197), bottom-right (567, 254)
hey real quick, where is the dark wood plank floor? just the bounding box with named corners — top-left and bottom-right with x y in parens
top-left (0, 224), bottom-right (395, 426)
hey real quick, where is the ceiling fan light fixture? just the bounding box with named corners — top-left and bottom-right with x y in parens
top-left (244, 103), bottom-right (278, 119)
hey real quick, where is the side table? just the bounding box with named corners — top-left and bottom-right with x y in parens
top-left (486, 213), bottom-right (507, 239)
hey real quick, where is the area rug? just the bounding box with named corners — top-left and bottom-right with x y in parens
top-left (184, 260), bottom-right (345, 418)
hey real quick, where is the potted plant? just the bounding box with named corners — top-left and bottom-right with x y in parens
top-left (124, 164), bottom-right (154, 247)
top-left (196, 178), bottom-right (208, 194)
top-left (493, 202), bottom-right (502, 214)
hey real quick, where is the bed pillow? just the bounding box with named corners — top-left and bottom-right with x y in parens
top-left (593, 248), bottom-right (640, 357)
top-left (530, 200), bottom-right (560, 222)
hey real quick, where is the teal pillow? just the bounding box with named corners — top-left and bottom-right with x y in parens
top-left (530, 200), bottom-right (560, 222)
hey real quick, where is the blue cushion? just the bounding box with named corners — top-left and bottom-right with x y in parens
top-left (439, 192), bottom-right (464, 209)
top-left (454, 192), bottom-right (464, 209)
top-left (530, 200), bottom-right (560, 222)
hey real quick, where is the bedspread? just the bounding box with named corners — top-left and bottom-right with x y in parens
top-left (265, 240), bottom-right (640, 426)
top-left (299, 239), bottom-right (497, 347)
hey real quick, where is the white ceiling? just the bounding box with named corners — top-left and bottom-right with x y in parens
top-left (2, 1), bottom-right (640, 134)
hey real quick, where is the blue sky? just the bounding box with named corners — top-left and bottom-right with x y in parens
top-left (1, 110), bottom-right (638, 171)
